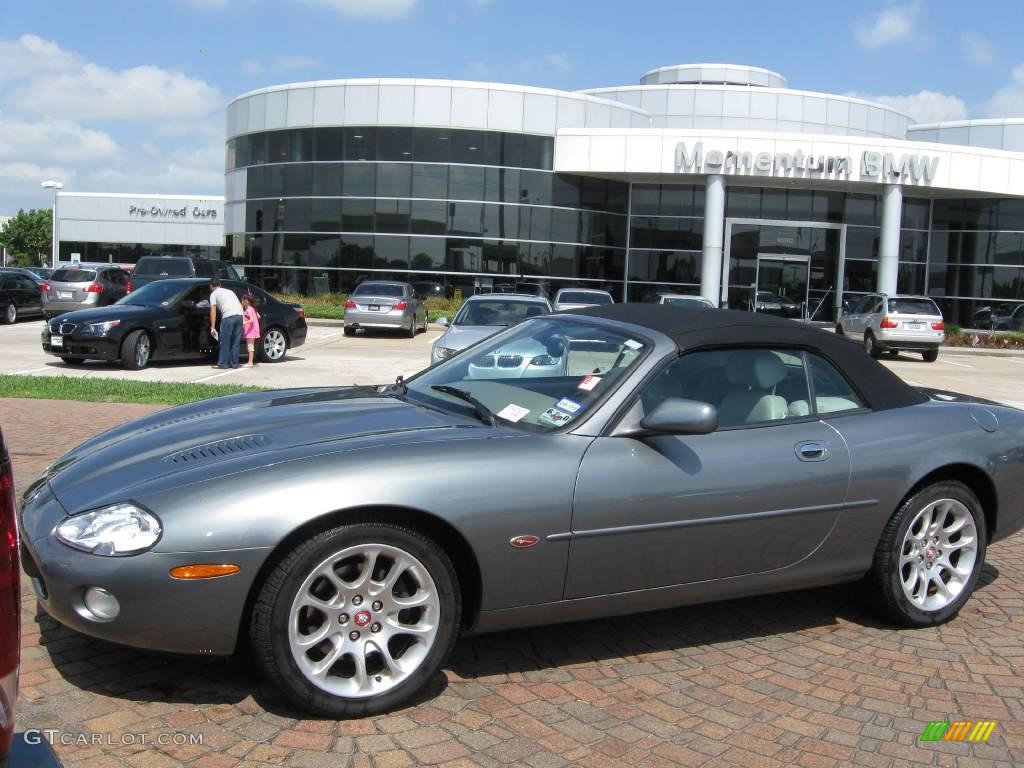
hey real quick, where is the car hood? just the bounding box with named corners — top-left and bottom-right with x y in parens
top-left (44, 387), bottom-right (483, 513)
top-left (436, 324), bottom-right (504, 351)
top-left (47, 304), bottom-right (156, 325)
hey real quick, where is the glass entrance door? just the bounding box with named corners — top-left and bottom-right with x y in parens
top-left (754, 255), bottom-right (809, 319)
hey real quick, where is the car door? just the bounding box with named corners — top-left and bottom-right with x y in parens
top-left (15, 276), bottom-right (42, 314)
top-left (160, 286), bottom-right (210, 357)
top-left (564, 347), bottom-right (852, 599)
top-left (843, 295), bottom-right (868, 337)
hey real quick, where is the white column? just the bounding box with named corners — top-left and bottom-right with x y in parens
top-left (878, 184), bottom-right (902, 296)
top-left (700, 174), bottom-right (726, 306)
top-left (51, 191), bottom-right (60, 269)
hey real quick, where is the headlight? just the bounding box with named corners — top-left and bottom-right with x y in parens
top-left (81, 320), bottom-right (121, 334)
top-left (433, 346), bottom-right (457, 362)
top-left (56, 503), bottom-right (162, 556)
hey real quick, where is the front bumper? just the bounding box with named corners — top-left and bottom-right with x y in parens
top-left (40, 331), bottom-right (121, 361)
top-left (18, 482), bottom-right (268, 656)
top-left (345, 309), bottom-right (412, 330)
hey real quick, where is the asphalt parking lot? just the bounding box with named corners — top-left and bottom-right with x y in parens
top-left (5, 321), bottom-right (1024, 767)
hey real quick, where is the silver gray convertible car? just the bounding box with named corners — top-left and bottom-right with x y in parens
top-left (19, 306), bottom-right (1024, 716)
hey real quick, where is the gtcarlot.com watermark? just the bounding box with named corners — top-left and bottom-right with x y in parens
top-left (23, 729), bottom-right (203, 747)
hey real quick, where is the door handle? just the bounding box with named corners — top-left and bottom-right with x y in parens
top-left (795, 441), bottom-right (830, 461)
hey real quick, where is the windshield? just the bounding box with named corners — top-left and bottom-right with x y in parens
top-left (353, 282), bottom-right (403, 297)
top-left (558, 291), bottom-right (612, 305)
top-left (116, 281), bottom-right (189, 307)
top-left (453, 300), bottom-right (548, 327)
top-left (407, 317), bottom-right (648, 432)
top-left (888, 298), bottom-right (940, 315)
top-left (134, 258), bottom-right (193, 277)
top-left (51, 269), bottom-right (96, 283)
top-left (663, 296), bottom-right (711, 308)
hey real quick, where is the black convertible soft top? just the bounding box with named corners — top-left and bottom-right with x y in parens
top-left (570, 304), bottom-right (928, 412)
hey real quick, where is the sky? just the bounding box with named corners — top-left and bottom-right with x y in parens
top-left (1, 0), bottom-right (1023, 214)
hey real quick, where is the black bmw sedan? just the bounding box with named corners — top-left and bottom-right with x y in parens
top-left (41, 278), bottom-right (307, 369)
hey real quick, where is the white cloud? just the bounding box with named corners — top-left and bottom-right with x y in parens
top-left (986, 63), bottom-right (1024, 117)
top-left (241, 55), bottom-right (319, 76)
top-left (469, 52), bottom-right (572, 80)
top-left (847, 90), bottom-right (969, 123)
top-left (0, 116), bottom-right (118, 163)
top-left (962, 32), bottom-right (995, 66)
top-left (853, 1), bottom-right (922, 50)
top-left (301, 0), bottom-right (417, 19)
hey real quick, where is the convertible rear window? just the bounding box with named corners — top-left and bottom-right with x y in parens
top-left (888, 298), bottom-right (940, 316)
top-left (51, 269), bottom-right (96, 283)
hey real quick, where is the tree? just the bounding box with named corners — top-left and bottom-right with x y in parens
top-left (0, 208), bottom-right (52, 267)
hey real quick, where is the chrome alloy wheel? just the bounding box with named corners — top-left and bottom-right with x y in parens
top-left (263, 328), bottom-right (287, 361)
top-left (135, 334), bottom-right (151, 367)
top-left (288, 544), bottom-right (440, 699)
top-left (899, 498), bottom-right (978, 611)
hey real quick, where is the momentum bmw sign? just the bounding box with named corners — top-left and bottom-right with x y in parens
top-left (674, 141), bottom-right (940, 183)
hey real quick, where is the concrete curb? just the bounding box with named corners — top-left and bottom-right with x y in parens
top-left (940, 346), bottom-right (1024, 358)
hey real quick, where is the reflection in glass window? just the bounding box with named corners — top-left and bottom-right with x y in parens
top-left (449, 202), bottom-right (484, 236)
top-left (315, 127), bottom-right (345, 161)
top-left (340, 234), bottom-right (375, 268)
top-left (311, 198), bottom-right (340, 232)
top-left (485, 167), bottom-right (520, 203)
top-left (312, 164), bottom-right (343, 196)
top-left (409, 237), bottom-right (445, 271)
top-left (409, 200), bottom-right (447, 235)
top-left (413, 128), bottom-right (451, 163)
top-left (342, 164), bottom-right (375, 197)
top-left (290, 129), bottom-right (313, 163)
top-left (267, 131), bottom-right (290, 164)
top-left (283, 199), bottom-right (311, 232)
top-left (448, 166), bottom-right (486, 200)
top-left (451, 130), bottom-right (486, 164)
top-left (484, 132), bottom-right (522, 168)
top-left (521, 135), bottom-right (554, 170)
top-left (375, 198), bottom-right (410, 233)
top-left (344, 128), bottom-right (376, 160)
top-left (340, 199), bottom-right (374, 232)
top-left (285, 164), bottom-right (312, 197)
top-left (483, 204), bottom-right (519, 241)
top-left (376, 164), bottom-right (412, 198)
top-left (308, 235), bottom-right (340, 268)
top-left (411, 164), bottom-right (448, 199)
top-left (377, 127), bottom-right (413, 161)
top-left (375, 235), bottom-right (409, 268)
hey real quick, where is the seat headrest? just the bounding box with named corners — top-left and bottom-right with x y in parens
top-left (725, 351), bottom-right (787, 389)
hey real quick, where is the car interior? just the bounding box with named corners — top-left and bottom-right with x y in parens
top-left (641, 348), bottom-right (864, 428)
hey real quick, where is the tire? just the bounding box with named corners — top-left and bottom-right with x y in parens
top-left (250, 522), bottom-right (461, 717)
top-left (343, 326), bottom-right (356, 337)
top-left (60, 356), bottom-right (85, 365)
top-left (260, 327), bottom-right (288, 363)
top-left (121, 330), bottom-right (152, 370)
top-left (864, 332), bottom-right (882, 359)
top-left (3, 303), bottom-right (16, 324)
top-left (922, 348), bottom-right (939, 363)
top-left (834, 323), bottom-right (845, 336)
top-left (863, 481), bottom-right (986, 628)
top-left (404, 319), bottom-right (415, 338)
top-left (888, 350), bottom-right (900, 358)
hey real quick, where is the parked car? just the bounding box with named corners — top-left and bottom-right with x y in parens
top-left (411, 281), bottom-right (452, 300)
top-left (42, 265), bottom-right (130, 319)
top-left (24, 267), bottom-right (54, 281)
top-left (19, 305), bottom-right (1024, 717)
top-left (40, 278), bottom-right (306, 369)
top-left (752, 290), bottom-right (802, 318)
top-left (0, 429), bottom-right (18, 767)
top-left (837, 293), bottom-right (945, 362)
top-left (992, 303), bottom-right (1024, 331)
top-left (344, 281), bottom-right (428, 337)
top-left (652, 293), bottom-right (715, 309)
top-left (552, 288), bottom-right (615, 311)
top-left (130, 255), bottom-right (241, 291)
top-left (431, 294), bottom-right (552, 364)
top-left (0, 271), bottom-right (44, 323)
top-left (0, 267), bottom-right (46, 286)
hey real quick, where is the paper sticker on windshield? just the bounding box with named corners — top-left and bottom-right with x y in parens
top-left (578, 375), bottom-right (602, 392)
top-left (540, 407), bottom-right (573, 427)
top-left (496, 404), bottom-right (530, 422)
top-left (555, 398), bottom-right (582, 414)
top-left (623, 339), bottom-right (643, 350)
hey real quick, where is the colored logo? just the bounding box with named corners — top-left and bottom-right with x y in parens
top-left (353, 610), bottom-right (371, 627)
top-left (920, 721), bottom-right (997, 742)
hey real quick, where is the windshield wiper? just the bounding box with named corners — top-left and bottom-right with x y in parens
top-left (430, 385), bottom-right (496, 426)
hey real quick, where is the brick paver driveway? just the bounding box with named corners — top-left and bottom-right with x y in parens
top-left (7, 398), bottom-right (1023, 767)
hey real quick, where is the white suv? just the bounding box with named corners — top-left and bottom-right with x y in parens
top-left (837, 294), bottom-right (945, 362)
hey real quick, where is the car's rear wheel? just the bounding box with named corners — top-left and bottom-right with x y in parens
top-left (922, 348), bottom-right (939, 363)
top-left (834, 323), bottom-right (844, 336)
top-left (888, 350), bottom-right (900, 358)
top-left (121, 330), bottom-right (151, 370)
top-left (864, 481), bottom-right (986, 627)
top-left (3, 303), bottom-right (16, 324)
top-left (864, 332), bottom-right (882, 359)
top-left (250, 523), bottom-right (460, 717)
top-left (260, 327), bottom-right (288, 363)
top-left (344, 326), bottom-right (356, 337)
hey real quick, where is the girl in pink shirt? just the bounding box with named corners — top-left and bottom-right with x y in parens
top-left (241, 295), bottom-right (261, 368)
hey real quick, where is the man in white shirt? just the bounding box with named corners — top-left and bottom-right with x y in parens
top-left (208, 279), bottom-right (244, 369)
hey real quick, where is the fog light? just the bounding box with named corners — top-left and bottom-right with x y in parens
top-left (83, 587), bottom-right (120, 620)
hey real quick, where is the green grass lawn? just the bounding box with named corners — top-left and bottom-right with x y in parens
top-left (0, 375), bottom-right (267, 406)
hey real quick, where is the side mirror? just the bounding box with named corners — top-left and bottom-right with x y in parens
top-left (180, 300), bottom-right (196, 310)
top-left (639, 398), bottom-right (718, 436)
top-left (437, 317), bottom-right (449, 327)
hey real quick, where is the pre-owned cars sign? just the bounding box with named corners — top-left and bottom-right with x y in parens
top-left (128, 205), bottom-right (218, 219)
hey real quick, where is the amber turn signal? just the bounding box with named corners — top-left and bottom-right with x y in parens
top-left (169, 564), bottom-right (241, 580)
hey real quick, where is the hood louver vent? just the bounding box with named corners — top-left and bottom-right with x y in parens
top-left (163, 434), bottom-right (270, 465)
top-left (143, 408), bottom-right (237, 433)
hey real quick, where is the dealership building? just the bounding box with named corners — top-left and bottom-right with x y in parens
top-left (222, 64), bottom-right (1024, 324)
top-left (54, 192), bottom-right (225, 267)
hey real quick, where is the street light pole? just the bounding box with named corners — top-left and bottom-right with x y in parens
top-left (41, 180), bottom-right (64, 269)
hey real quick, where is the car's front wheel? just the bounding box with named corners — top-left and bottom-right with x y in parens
top-left (260, 327), bottom-right (288, 363)
top-left (3, 303), bottom-right (16, 324)
top-left (864, 481), bottom-right (986, 627)
top-left (250, 522), bottom-right (460, 717)
top-left (121, 330), bottom-right (152, 370)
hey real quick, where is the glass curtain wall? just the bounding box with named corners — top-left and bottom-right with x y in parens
top-left (228, 127), bottom-right (629, 298)
top-left (59, 241), bottom-right (227, 264)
